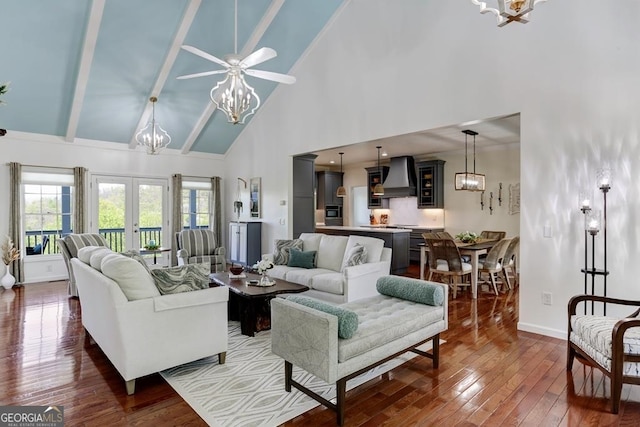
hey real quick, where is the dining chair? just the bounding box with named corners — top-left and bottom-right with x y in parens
top-left (424, 236), bottom-right (472, 299)
top-left (477, 238), bottom-right (511, 295)
top-left (480, 230), bottom-right (506, 241)
top-left (501, 236), bottom-right (519, 288)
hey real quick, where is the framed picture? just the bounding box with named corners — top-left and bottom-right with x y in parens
top-left (250, 177), bottom-right (261, 218)
top-left (509, 183), bottom-right (520, 215)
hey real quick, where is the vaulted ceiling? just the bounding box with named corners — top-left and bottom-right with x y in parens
top-left (0, 0), bottom-right (344, 155)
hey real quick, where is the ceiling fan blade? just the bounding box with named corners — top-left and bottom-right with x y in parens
top-left (176, 70), bottom-right (229, 80)
top-left (244, 69), bottom-right (296, 84)
top-left (240, 47), bottom-right (277, 68)
top-left (181, 45), bottom-right (229, 68)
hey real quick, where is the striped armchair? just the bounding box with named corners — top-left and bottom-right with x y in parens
top-left (175, 229), bottom-right (225, 273)
top-left (58, 233), bottom-right (110, 297)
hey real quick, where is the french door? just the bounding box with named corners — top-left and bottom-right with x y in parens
top-left (91, 175), bottom-right (168, 253)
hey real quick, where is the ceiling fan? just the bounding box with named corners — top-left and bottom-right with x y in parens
top-left (176, 0), bottom-right (295, 124)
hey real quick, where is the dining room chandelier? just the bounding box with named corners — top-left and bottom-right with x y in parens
top-left (135, 96), bottom-right (171, 155)
top-left (470, 0), bottom-right (548, 27)
top-left (455, 130), bottom-right (486, 191)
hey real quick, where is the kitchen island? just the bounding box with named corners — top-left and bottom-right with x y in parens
top-left (315, 226), bottom-right (410, 274)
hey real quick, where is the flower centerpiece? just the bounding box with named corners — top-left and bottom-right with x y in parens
top-left (455, 231), bottom-right (479, 244)
top-left (253, 258), bottom-right (274, 286)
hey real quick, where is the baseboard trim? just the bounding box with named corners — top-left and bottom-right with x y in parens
top-left (517, 322), bottom-right (566, 340)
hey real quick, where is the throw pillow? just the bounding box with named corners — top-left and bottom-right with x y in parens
top-left (273, 239), bottom-right (303, 265)
top-left (89, 247), bottom-right (114, 271)
top-left (376, 276), bottom-right (445, 306)
top-left (151, 263), bottom-right (210, 295)
top-left (287, 248), bottom-right (317, 269)
top-left (77, 246), bottom-right (105, 264)
top-left (101, 255), bottom-right (160, 301)
top-left (120, 250), bottom-right (153, 275)
top-left (286, 295), bottom-right (359, 339)
top-left (341, 243), bottom-right (368, 271)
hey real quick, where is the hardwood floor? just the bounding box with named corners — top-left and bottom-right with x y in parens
top-left (0, 270), bottom-right (638, 426)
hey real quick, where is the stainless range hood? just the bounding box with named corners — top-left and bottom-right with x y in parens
top-left (381, 156), bottom-right (417, 198)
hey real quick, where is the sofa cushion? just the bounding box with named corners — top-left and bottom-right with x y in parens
top-left (344, 235), bottom-right (384, 264)
top-left (120, 250), bottom-right (154, 275)
top-left (273, 239), bottom-right (303, 265)
top-left (288, 248), bottom-right (317, 269)
top-left (310, 272), bottom-right (344, 295)
top-left (341, 243), bottom-right (368, 271)
top-left (286, 295), bottom-right (358, 339)
top-left (269, 265), bottom-right (296, 280)
top-left (285, 268), bottom-right (335, 287)
top-left (89, 248), bottom-right (114, 271)
top-left (101, 255), bottom-right (160, 301)
top-left (316, 235), bottom-right (349, 272)
top-left (77, 246), bottom-right (105, 264)
top-left (376, 276), bottom-right (445, 306)
top-left (299, 233), bottom-right (323, 252)
top-left (152, 263), bottom-right (210, 295)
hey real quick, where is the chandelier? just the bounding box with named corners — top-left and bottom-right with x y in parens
top-left (136, 96), bottom-right (171, 155)
top-left (471, 0), bottom-right (548, 27)
top-left (210, 64), bottom-right (260, 125)
top-left (455, 130), bottom-right (485, 191)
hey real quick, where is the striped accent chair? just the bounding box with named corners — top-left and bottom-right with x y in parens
top-left (176, 229), bottom-right (225, 273)
top-left (568, 295), bottom-right (640, 413)
top-left (58, 233), bottom-right (110, 297)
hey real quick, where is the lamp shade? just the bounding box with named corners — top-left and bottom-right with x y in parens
top-left (455, 172), bottom-right (486, 191)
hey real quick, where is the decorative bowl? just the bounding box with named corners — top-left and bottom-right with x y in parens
top-left (229, 265), bottom-right (244, 275)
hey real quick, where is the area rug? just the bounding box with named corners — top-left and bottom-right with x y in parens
top-left (161, 321), bottom-right (439, 426)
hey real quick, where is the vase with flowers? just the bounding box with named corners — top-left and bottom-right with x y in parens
top-left (253, 258), bottom-right (275, 286)
top-left (1, 235), bottom-right (20, 289)
top-left (455, 231), bottom-right (479, 244)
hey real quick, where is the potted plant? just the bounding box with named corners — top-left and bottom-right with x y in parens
top-left (1, 235), bottom-right (20, 289)
top-left (455, 231), bottom-right (479, 244)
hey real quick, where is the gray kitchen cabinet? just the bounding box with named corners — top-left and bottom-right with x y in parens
top-left (416, 160), bottom-right (445, 208)
top-left (316, 171), bottom-right (344, 209)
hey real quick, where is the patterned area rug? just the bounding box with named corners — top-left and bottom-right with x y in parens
top-left (161, 321), bottom-right (437, 426)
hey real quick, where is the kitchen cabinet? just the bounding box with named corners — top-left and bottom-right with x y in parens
top-left (229, 222), bottom-right (262, 266)
top-left (416, 160), bottom-right (445, 208)
top-left (316, 171), bottom-right (344, 209)
top-left (408, 227), bottom-right (444, 263)
top-left (292, 154), bottom-right (317, 237)
top-left (365, 166), bottom-right (390, 209)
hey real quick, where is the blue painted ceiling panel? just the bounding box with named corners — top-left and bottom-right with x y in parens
top-left (0, 1), bottom-right (346, 155)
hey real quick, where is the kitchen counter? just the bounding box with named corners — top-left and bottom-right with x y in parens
top-left (316, 225), bottom-right (411, 234)
top-left (315, 226), bottom-right (410, 274)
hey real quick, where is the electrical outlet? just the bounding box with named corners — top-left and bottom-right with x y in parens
top-left (542, 292), bottom-right (552, 305)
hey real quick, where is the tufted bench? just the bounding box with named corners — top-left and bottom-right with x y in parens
top-left (271, 276), bottom-right (448, 425)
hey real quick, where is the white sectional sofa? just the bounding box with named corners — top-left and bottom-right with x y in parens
top-left (264, 233), bottom-right (392, 304)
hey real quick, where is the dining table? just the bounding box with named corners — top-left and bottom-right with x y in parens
top-left (419, 239), bottom-right (498, 299)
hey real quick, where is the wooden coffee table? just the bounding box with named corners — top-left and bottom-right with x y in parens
top-left (210, 272), bottom-right (309, 337)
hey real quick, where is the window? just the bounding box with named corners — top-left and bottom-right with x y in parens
top-left (22, 168), bottom-right (74, 256)
top-left (182, 180), bottom-right (212, 230)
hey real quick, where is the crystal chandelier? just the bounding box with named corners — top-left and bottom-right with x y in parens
top-left (136, 96), bottom-right (171, 155)
top-left (471, 0), bottom-right (548, 27)
top-left (455, 130), bottom-right (486, 191)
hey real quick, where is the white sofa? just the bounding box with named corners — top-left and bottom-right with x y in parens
top-left (264, 233), bottom-right (392, 304)
top-left (71, 251), bottom-right (229, 395)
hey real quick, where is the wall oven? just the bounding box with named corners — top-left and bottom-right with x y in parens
top-left (325, 205), bottom-right (342, 219)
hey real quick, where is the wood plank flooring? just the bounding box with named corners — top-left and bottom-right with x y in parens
top-left (0, 270), bottom-right (638, 426)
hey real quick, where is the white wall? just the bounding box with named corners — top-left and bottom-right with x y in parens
top-left (0, 132), bottom-right (225, 283)
top-left (224, 0), bottom-right (640, 339)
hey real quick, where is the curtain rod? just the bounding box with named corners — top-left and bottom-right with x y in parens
top-left (10, 163), bottom-right (77, 170)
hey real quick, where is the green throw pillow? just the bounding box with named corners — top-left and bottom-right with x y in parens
top-left (286, 295), bottom-right (358, 339)
top-left (376, 275), bottom-right (445, 306)
top-left (151, 263), bottom-right (210, 295)
top-left (288, 248), bottom-right (317, 269)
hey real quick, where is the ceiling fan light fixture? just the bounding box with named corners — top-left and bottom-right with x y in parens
top-left (471, 0), bottom-right (548, 27)
top-left (136, 96), bottom-right (171, 155)
top-left (211, 70), bottom-right (260, 125)
top-left (336, 152), bottom-right (347, 197)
